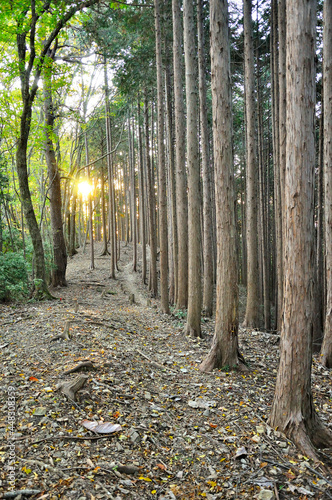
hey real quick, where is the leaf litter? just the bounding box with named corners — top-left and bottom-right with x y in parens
top-left (0, 243), bottom-right (331, 499)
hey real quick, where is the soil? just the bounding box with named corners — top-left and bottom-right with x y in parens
top-left (0, 243), bottom-right (331, 500)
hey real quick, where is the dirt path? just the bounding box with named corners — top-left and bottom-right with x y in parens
top-left (0, 243), bottom-right (331, 499)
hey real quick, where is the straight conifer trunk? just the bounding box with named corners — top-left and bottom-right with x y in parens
top-left (154, 0), bottom-right (169, 313)
top-left (200, 0), bottom-right (244, 371)
top-left (268, 0), bottom-right (332, 458)
top-left (197, 0), bottom-right (213, 317)
top-left (321, 0), bottom-right (332, 368)
top-left (172, 0), bottom-right (188, 310)
top-left (184, 0), bottom-right (202, 337)
top-left (137, 100), bottom-right (147, 284)
top-left (243, 0), bottom-right (260, 328)
top-left (144, 93), bottom-right (158, 296)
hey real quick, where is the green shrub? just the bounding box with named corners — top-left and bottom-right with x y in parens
top-left (0, 252), bottom-right (29, 302)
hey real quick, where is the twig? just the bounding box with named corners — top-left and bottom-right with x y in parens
top-left (30, 434), bottom-right (116, 445)
top-left (95, 480), bottom-right (114, 498)
top-left (301, 463), bottom-right (332, 488)
top-left (3, 490), bottom-right (42, 498)
top-left (33, 353), bottom-right (48, 366)
top-left (136, 349), bottom-right (178, 374)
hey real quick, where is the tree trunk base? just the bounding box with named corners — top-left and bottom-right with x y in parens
top-left (31, 281), bottom-right (55, 301)
top-left (199, 344), bottom-right (247, 373)
top-left (184, 323), bottom-right (202, 339)
top-left (100, 246), bottom-right (110, 256)
top-left (269, 411), bottom-right (332, 461)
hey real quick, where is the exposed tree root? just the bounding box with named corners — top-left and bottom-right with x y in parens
top-left (31, 281), bottom-right (56, 301)
top-left (63, 360), bottom-right (97, 375)
top-left (269, 413), bottom-right (332, 462)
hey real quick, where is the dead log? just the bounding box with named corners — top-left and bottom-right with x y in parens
top-left (56, 375), bottom-right (89, 401)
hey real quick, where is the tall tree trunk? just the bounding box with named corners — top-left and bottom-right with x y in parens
top-left (165, 62), bottom-right (178, 305)
top-left (84, 130), bottom-right (94, 270)
top-left (172, 0), bottom-right (188, 310)
top-left (155, 0), bottom-right (169, 313)
top-left (128, 115), bottom-right (137, 272)
top-left (17, 116), bottom-right (49, 296)
top-left (321, 0), bottom-right (332, 368)
top-left (271, 0), bottom-right (283, 330)
top-left (243, 0), bottom-right (260, 328)
top-left (184, 0), bottom-right (201, 337)
top-left (277, 0), bottom-right (286, 330)
top-left (256, 26), bottom-right (270, 330)
top-left (144, 93), bottom-right (158, 297)
top-left (43, 54), bottom-right (67, 287)
top-left (82, 68), bottom-right (94, 271)
top-left (200, 0), bottom-right (245, 371)
top-left (197, 0), bottom-right (213, 317)
top-left (100, 161), bottom-right (110, 256)
top-left (104, 62), bottom-right (116, 276)
top-left (268, 0), bottom-right (332, 458)
top-left (138, 99), bottom-right (147, 284)
top-left (313, 111), bottom-right (324, 350)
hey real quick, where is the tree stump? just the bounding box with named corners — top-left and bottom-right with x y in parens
top-left (129, 293), bottom-right (135, 304)
top-left (56, 375), bottom-right (88, 401)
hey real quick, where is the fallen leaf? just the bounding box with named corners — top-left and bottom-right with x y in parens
top-left (82, 420), bottom-right (122, 434)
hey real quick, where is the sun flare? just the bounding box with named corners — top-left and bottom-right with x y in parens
top-left (77, 181), bottom-right (92, 198)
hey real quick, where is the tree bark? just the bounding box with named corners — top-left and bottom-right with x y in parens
top-left (200, 0), bottom-right (245, 372)
top-left (183, 0), bottom-right (202, 337)
top-left (268, 0), bottom-right (332, 458)
top-left (154, 0), bottom-right (169, 314)
top-left (243, 0), bottom-right (260, 328)
top-left (321, 0), bottom-right (332, 368)
top-left (144, 93), bottom-right (158, 297)
top-left (104, 62), bottom-right (116, 276)
top-left (137, 99), bottom-right (147, 284)
top-left (43, 51), bottom-right (67, 288)
top-left (197, 0), bottom-right (213, 318)
top-left (172, 0), bottom-right (188, 310)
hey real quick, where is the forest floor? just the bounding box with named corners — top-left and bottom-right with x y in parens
top-left (0, 242), bottom-right (331, 500)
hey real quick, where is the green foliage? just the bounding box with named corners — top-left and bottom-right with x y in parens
top-left (171, 307), bottom-right (187, 320)
top-left (0, 252), bottom-right (28, 301)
